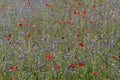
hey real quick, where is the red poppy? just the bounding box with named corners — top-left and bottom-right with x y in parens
top-left (82, 16), bottom-right (86, 19)
top-left (78, 12), bottom-right (82, 16)
top-left (66, 19), bottom-right (71, 24)
top-left (46, 54), bottom-right (53, 60)
top-left (15, 40), bottom-right (20, 45)
top-left (77, 34), bottom-right (80, 37)
top-left (82, 10), bottom-right (87, 15)
top-left (27, 34), bottom-right (31, 38)
top-left (56, 19), bottom-right (62, 23)
top-left (70, 41), bottom-right (75, 45)
top-left (83, 29), bottom-right (87, 33)
top-left (27, 0), bottom-right (30, 4)
top-left (26, 23), bottom-right (31, 27)
top-left (93, 71), bottom-right (99, 76)
top-left (55, 64), bottom-right (61, 69)
top-left (18, 23), bottom-right (22, 27)
top-left (6, 34), bottom-right (11, 40)
top-left (92, 5), bottom-right (96, 9)
top-left (70, 63), bottom-right (76, 69)
top-left (79, 42), bottom-right (84, 47)
top-left (79, 62), bottom-right (85, 67)
top-left (73, 11), bottom-right (77, 15)
top-left (111, 11), bottom-right (115, 15)
top-left (10, 66), bottom-right (17, 71)
top-left (20, 18), bottom-right (27, 22)
top-left (112, 55), bottom-right (117, 59)
top-left (61, 36), bottom-right (64, 39)
top-left (70, 22), bottom-right (74, 25)
top-left (45, 3), bottom-right (53, 7)
top-left (78, 2), bottom-right (81, 6)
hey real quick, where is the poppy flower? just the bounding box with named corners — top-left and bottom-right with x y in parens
top-left (61, 36), bottom-right (64, 39)
top-left (55, 64), bottom-right (61, 69)
top-left (73, 11), bottom-right (77, 15)
top-left (70, 22), bottom-right (74, 25)
top-left (79, 62), bottom-right (85, 67)
top-left (79, 42), bottom-right (84, 47)
top-left (112, 55), bottom-right (117, 59)
top-left (70, 41), bottom-right (75, 45)
top-left (6, 34), bottom-right (11, 38)
top-left (92, 5), bottom-right (96, 9)
top-left (82, 10), bottom-right (87, 15)
top-left (34, 22), bottom-right (39, 26)
top-left (78, 12), bottom-right (82, 16)
top-left (10, 66), bottom-right (17, 71)
top-left (18, 23), bottom-right (22, 27)
top-left (82, 16), bottom-right (86, 19)
top-left (20, 18), bottom-right (27, 22)
top-left (77, 34), bottom-right (80, 37)
top-left (56, 19), bottom-right (62, 23)
top-left (27, 0), bottom-right (30, 3)
top-left (78, 2), bottom-right (81, 6)
top-left (16, 42), bottom-right (20, 45)
top-left (111, 11), bottom-right (115, 15)
top-left (46, 54), bottom-right (53, 60)
top-left (70, 63), bottom-right (76, 69)
top-left (93, 71), bottom-right (99, 76)
top-left (6, 34), bottom-right (11, 40)
top-left (66, 19), bottom-right (71, 24)
top-left (93, 19), bottom-right (97, 23)
top-left (45, 3), bottom-right (53, 7)
top-left (26, 23), bottom-right (31, 27)
top-left (27, 34), bottom-right (31, 38)
top-left (83, 29), bottom-right (87, 33)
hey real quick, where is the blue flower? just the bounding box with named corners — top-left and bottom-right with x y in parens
top-left (108, 54), bottom-right (112, 57)
top-left (82, 58), bottom-right (87, 63)
top-left (18, 54), bottom-right (25, 58)
top-left (88, 54), bottom-right (93, 57)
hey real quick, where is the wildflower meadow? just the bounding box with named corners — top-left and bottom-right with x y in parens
top-left (0, 0), bottom-right (120, 80)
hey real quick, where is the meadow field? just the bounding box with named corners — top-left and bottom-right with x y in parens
top-left (0, 0), bottom-right (120, 80)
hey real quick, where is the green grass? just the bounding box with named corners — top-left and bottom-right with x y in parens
top-left (0, 0), bottom-right (120, 80)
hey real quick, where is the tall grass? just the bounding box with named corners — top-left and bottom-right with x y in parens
top-left (0, 0), bottom-right (120, 80)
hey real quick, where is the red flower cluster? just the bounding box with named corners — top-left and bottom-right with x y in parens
top-left (66, 19), bottom-right (74, 25)
top-left (70, 62), bottom-right (85, 69)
